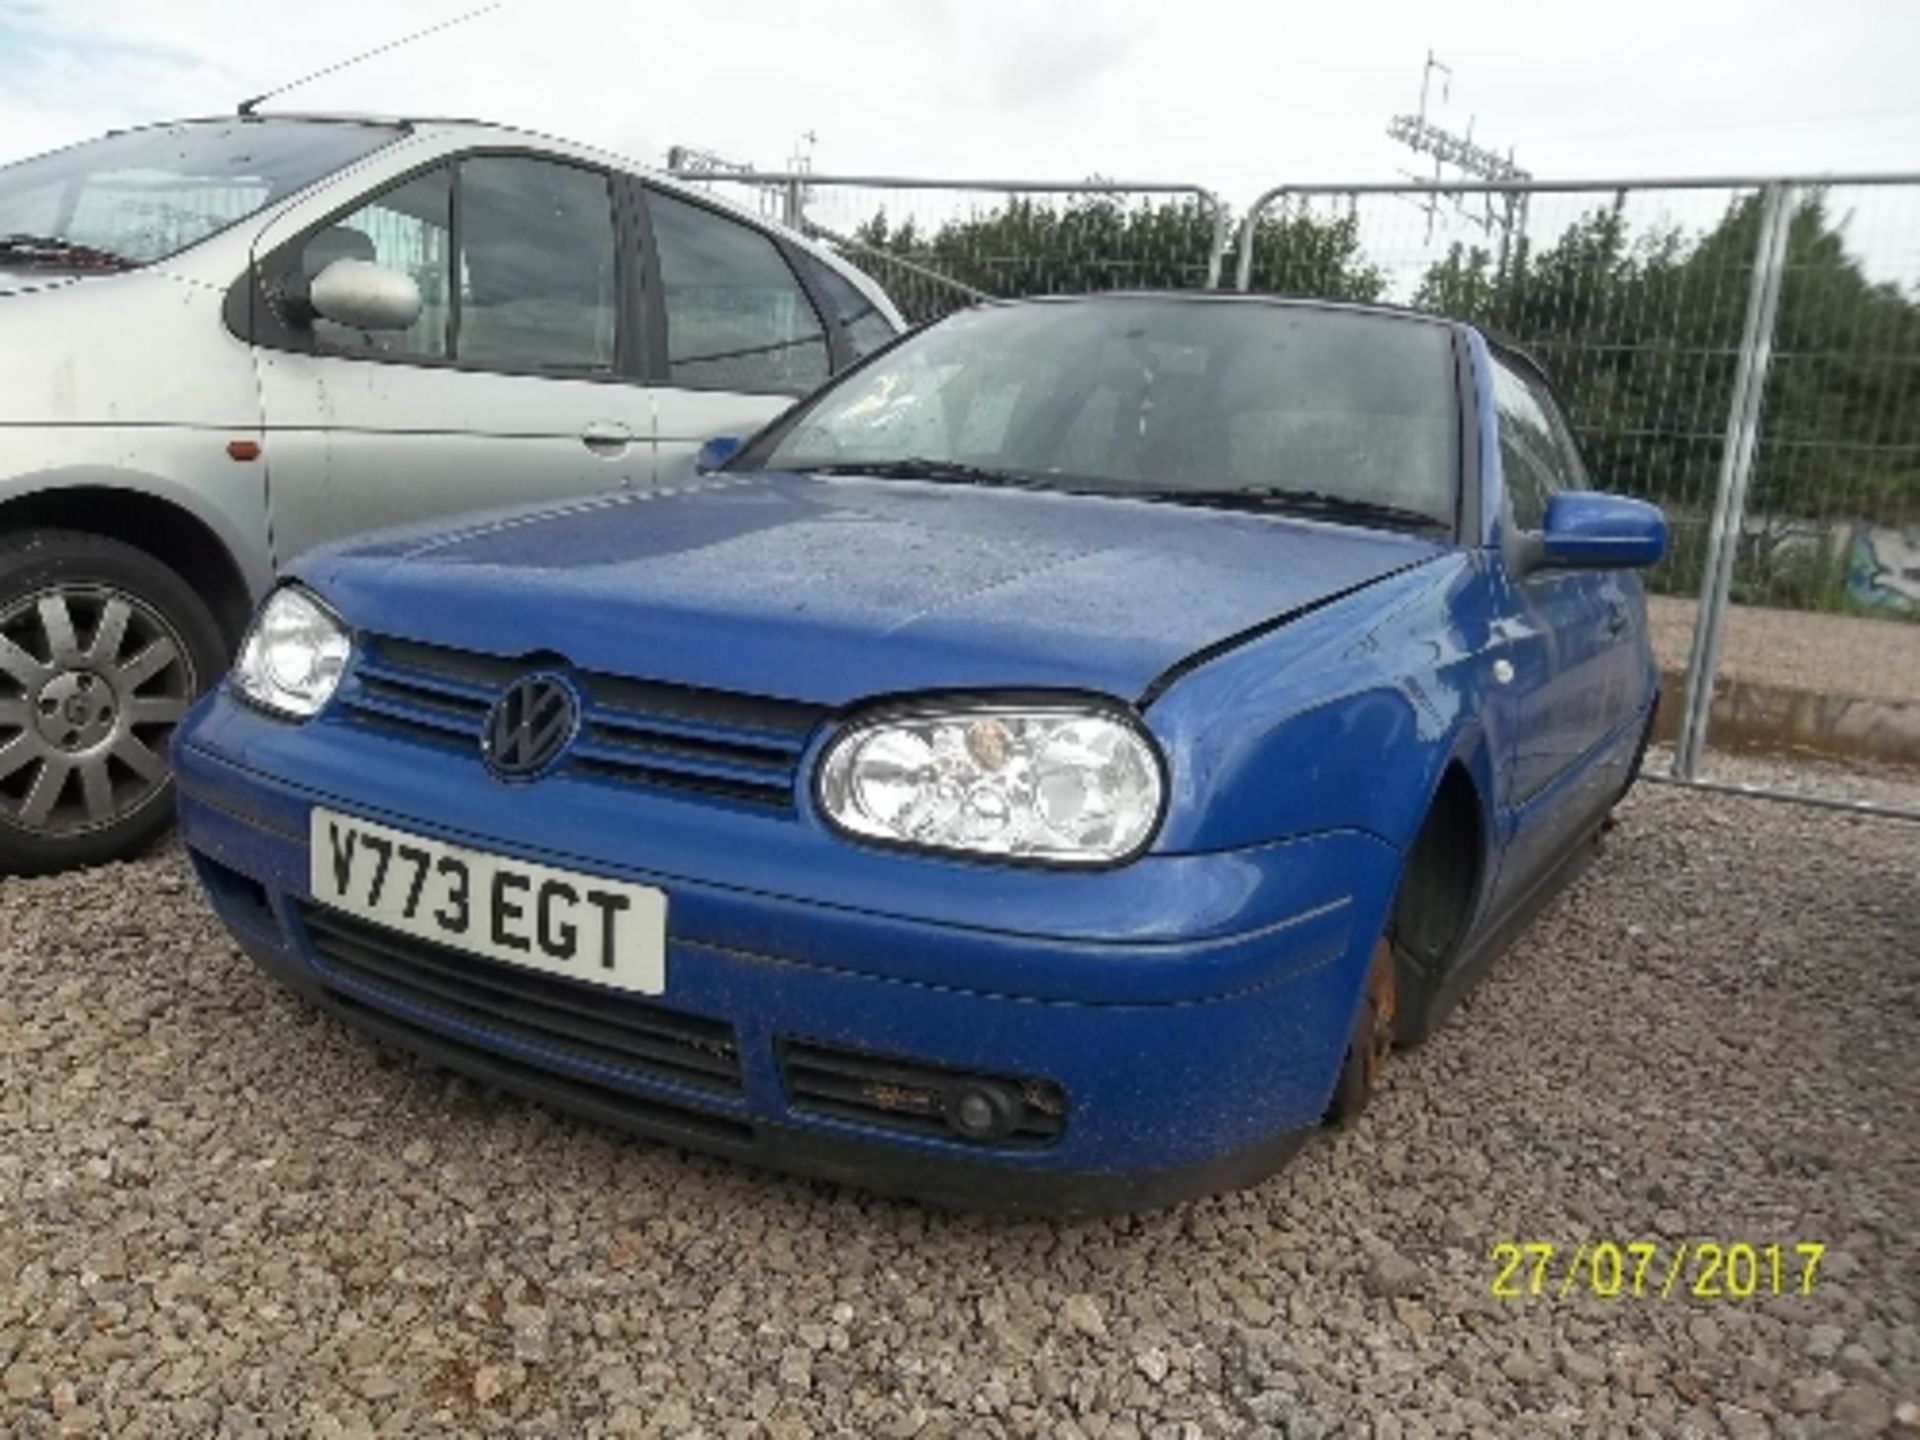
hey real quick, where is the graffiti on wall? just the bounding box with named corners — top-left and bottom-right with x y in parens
top-left (1849, 524), bottom-right (1920, 613)
top-left (1843, 526), bottom-right (1920, 618)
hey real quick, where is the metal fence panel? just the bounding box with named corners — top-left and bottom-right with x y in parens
top-left (1231, 177), bottom-right (1920, 816)
top-left (1702, 179), bottom-right (1920, 809)
top-left (665, 171), bottom-right (1227, 324)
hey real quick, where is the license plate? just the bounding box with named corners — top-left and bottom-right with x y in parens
top-left (308, 808), bottom-right (667, 994)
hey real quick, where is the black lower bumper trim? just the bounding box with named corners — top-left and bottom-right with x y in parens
top-left (233, 932), bottom-right (1311, 1215)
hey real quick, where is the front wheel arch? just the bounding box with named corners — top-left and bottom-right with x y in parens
top-left (1324, 755), bottom-right (1489, 1122)
top-left (1387, 759), bottom-right (1488, 1046)
top-left (0, 483), bottom-right (257, 651)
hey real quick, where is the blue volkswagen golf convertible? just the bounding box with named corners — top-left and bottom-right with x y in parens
top-left (174, 294), bottom-right (1666, 1210)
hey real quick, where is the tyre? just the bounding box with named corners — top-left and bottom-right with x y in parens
top-left (0, 530), bottom-right (227, 874)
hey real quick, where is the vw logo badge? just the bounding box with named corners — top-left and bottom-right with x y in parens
top-left (482, 674), bottom-right (579, 780)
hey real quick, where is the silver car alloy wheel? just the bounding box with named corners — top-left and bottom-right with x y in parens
top-left (0, 584), bottom-right (196, 836)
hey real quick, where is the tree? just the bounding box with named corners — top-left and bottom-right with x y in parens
top-left (838, 195), bottom-right (1382, 322)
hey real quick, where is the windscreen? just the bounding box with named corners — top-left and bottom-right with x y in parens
top-left (0, 118), bottom-right (403, 266)
top-left (761, 298), bottom-right (1461, 527)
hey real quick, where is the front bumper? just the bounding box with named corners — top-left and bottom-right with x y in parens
top-left (175, 717), bottom-right (1403, 1212)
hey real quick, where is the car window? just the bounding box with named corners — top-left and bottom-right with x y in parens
top-left (456, 156), bottom-right (617, 373)
top-left (1531, 374), bottom-right (1590, 490)
top-left (0, 118), bottom-right (401, 265)
top-left (648, 190), bottom-right (829, 395)
top-left (802, 255), bottom-right (898, 358)
top-left (762, 299), bottom-right (1460, 528)
top-left (302, 165), bottom-right (453, 360)
top-left (1490, 355), bottom-right (1581, 532)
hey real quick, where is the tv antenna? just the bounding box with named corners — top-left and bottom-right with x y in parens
top-left (237, 3), bottom-right (504, 116)
top-left (1385, 49), bottom-right (1530, 267)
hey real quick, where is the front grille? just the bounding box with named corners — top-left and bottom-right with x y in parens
top-left (340, 637), bottom-right (826, 811)
top-left (781, 1039), bottom-right (1068, 1149)
top-left (301, 905), bottom-right (744, 1098)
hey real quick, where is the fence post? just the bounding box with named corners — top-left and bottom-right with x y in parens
top-left (1202, 195), bottom-right (1229, 290)
top-left (1673, 181), bottom-right (1796, 779)
top-left (1233, 191), bottom-right (1280, 292)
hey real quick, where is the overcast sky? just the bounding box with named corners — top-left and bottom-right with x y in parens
top-left (4, 0), bottom-right (1917, 202)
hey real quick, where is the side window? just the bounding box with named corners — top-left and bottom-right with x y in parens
top-left (456, 156), bottom-right (617, 373)
top-left (290, 156), bottom-right (617, 373)
top-left (802, 255), bottom-right (899, 359)
top-left (1530, 375), bottom-right (1590, 492)
top-left (1490, 356), bottom-right (1579, 532)
top-left (647, 190), bottom-right (829, 395)
top-left (300, 165), bottom-right (452, 360)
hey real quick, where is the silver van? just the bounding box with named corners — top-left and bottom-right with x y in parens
top-left (0, 114), bottom-right (904, 873)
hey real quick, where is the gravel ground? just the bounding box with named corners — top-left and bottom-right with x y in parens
top-left (3, 765), bottom-right (1918, 1439)
top-left (1647, 597), bottom-right (1920, 708)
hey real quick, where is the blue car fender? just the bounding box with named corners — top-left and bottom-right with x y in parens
top-left (1144, 551), bottom-right (1499, 857)
top-left (1142, 549), bottom-right (1509, 1057)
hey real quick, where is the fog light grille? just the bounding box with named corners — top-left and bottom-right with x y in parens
top-left (188, 850), bottom-right (279, 937)
top-left (780, 1038), bottom-right (1066, 1149)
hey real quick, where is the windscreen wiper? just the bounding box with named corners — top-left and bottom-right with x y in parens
top-left (1129, 485), bottom-right (1450, 536)
top-left (0, 233), bottom-right (136, 270)
top-left (796, 457), bottom-right (1058, 490)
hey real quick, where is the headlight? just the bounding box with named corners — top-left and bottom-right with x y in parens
top-left (232, 586), bottom-right (352, 719)
top-left (817, 704), bottom-right (1164, 864)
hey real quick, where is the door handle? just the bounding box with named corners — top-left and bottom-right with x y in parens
top-left (1606, 601), bottom-right (1629, 637)
top-left (580, 422), bottom-right (632, 456)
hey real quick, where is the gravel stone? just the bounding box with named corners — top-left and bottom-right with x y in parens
top-left (1807, 1322), bottom-right (1847, 1360)
top-left (1362, 1247), bottom-right (1424, 1299)
top-left (1061, 1294), bottom-right (1108, 1340)
top-left (5, 1361), bottom-right (44, 1403)
top-left (1829, 1381), bottom-right (1895, 1434)
top-left (1718, 1403), bottom-right (1772, 1440)
top-left (0, 759), bottom-right (1915, 1437)
top-left (1788, 1371), bottom-right (1846, 1413)
top-left (1499, 1351), bottom-right (1551, 1386)
top-left (1560, 1351), bottom-right (1607, 1386)
top-left (1134, 1348), bottom-right (1171, 1385)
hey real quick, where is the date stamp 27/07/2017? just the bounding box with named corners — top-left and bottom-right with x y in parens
top-left (1489, 1242), bottom-right (1827, 1301)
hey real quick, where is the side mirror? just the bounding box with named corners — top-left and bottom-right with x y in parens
top-left (695, 436), bottom-right (744, 474)
top-left (1523, 492), bottom-right (1668, 573)
top-left (309, 258), bottom-right (421, 332)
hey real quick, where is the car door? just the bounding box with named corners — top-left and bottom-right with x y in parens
top-left (640, 187), bottom-right (837, 484)
top-left (1484, 353), bottom-right (1636, 907)
top-left (252, 152), bottom-right (650, 564)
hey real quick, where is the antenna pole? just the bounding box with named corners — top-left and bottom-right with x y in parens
top-left (1386, 51), bottom-right (1529, 250)
top-left (237, 2), bottom-right (503, 116)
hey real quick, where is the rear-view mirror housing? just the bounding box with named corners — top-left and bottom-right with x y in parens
top-left (1521, 492), bottom-right (1668, 573)
top-left (308, 258), bottom-right (422, 333)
